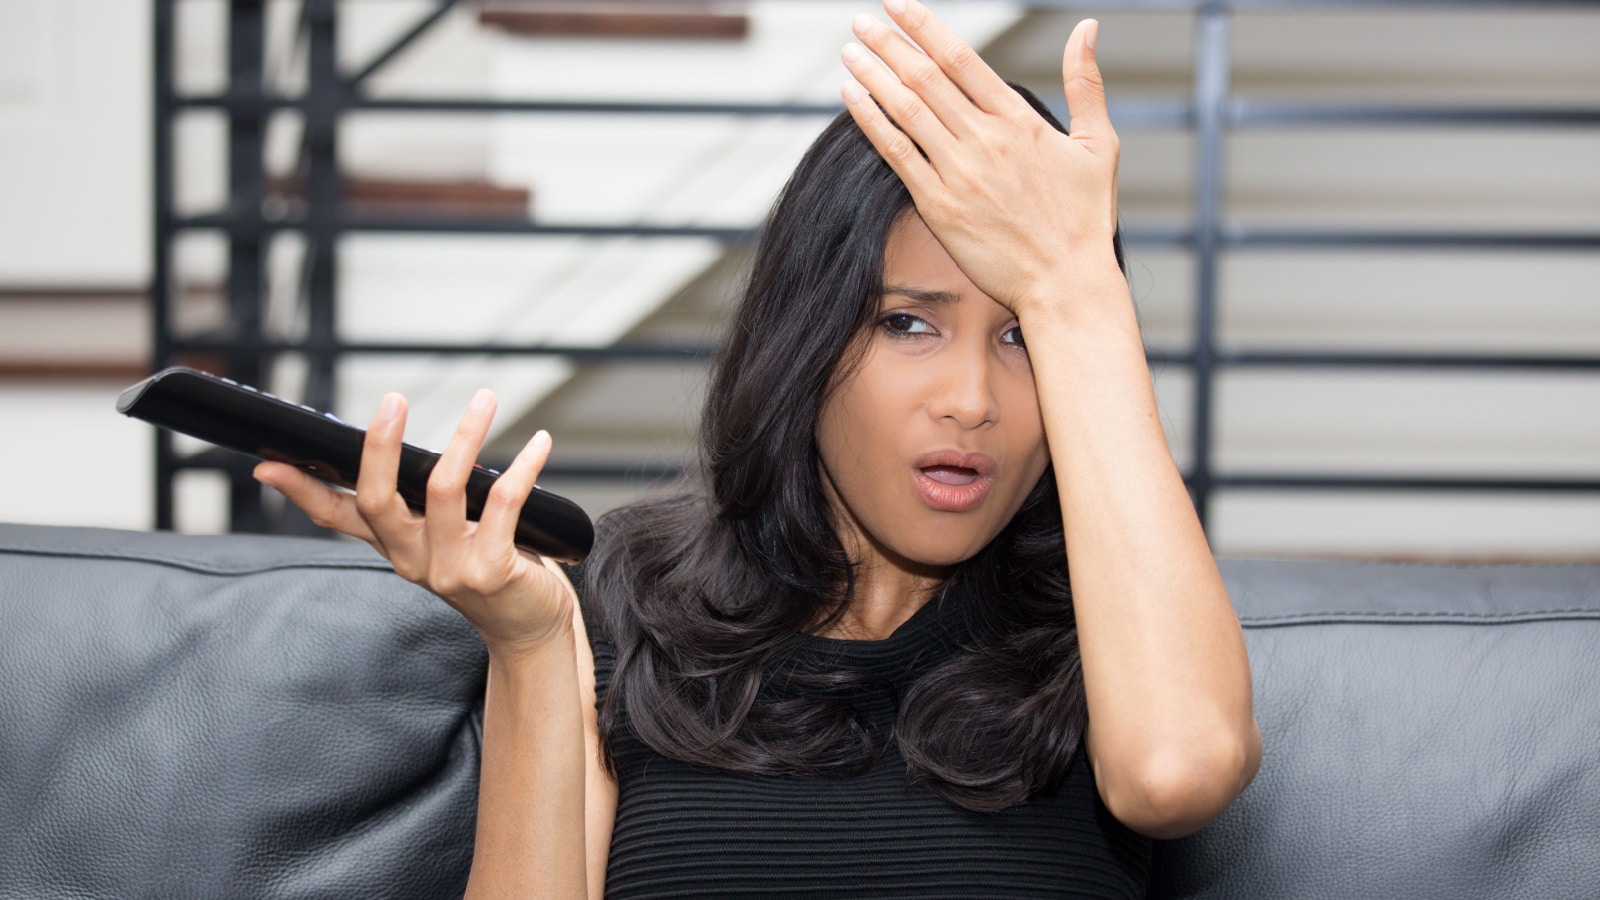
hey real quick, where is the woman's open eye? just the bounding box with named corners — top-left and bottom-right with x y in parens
top-left (1001, 324), bottom-right (1027, 349)
top-left (879, 312), bottom-right (933, 337)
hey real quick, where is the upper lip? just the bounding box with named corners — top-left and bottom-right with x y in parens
top-left (910, 450), bottom-right (997, 478)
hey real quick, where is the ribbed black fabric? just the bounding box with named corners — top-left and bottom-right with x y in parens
top-left (582, 584), bottom-right (1151, 899)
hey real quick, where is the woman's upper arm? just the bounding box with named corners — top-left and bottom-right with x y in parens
top-left (545, 558), bottom-right (618, 899)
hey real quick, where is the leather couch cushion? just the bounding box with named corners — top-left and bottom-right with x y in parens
top-left (0, 524), bottom-right (484, 899)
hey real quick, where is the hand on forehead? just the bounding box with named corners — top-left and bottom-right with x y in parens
top-left (838, 0), bottom-right (1120, 317)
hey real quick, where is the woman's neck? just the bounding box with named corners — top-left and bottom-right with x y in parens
top-left (822, 533), bottom-right (947, 641)
top-left (817, 468), bottom-right (950, 639)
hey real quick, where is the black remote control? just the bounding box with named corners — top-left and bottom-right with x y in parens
top-left (117, 366), bottom-right (594, 563)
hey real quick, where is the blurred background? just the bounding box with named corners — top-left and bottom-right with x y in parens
top-left (0, 0), bottom-right (1596, 560)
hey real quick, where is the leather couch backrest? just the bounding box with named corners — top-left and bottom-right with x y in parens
top-left (0, 524), bottom-right (484, 899)
top-left (1151, 557), bottom-right (1600, 899)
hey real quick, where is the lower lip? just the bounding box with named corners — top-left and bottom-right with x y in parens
top-left (912, 468), bottom-right (993, 513)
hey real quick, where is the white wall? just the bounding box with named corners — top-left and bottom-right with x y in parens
top-left (0, 0), bottom-right (153, 529)
top-left (0, 0), bottom-right (150, 286)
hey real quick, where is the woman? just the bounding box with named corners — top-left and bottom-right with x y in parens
top-left (257, 2), bottom-right (1261, 896)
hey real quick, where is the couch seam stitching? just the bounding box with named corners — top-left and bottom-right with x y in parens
top-left (0, 544), bottom-right (391, 576)
top-left (1243, 609), bottom-right (1600, 625)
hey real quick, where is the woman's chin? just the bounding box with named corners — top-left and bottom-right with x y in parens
top-left (886, 533), bottom-right (994, 572)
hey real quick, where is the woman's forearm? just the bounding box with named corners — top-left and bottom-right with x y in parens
top-left (466, 629), bottom-right (590, 900)
top-left (1023, 256), bottom-right (1261, 838)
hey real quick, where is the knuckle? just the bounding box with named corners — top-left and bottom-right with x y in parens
top-left (974, 130), bottom-right (1009, 157)
top-left (1069, 68), bottom-right (1107, 98)
top-left (891, 96), bottom-right (925, 129)
top-left (1006, 96), bottom-right (1042, 126)
top-left (943, 40), bottom-right (978, 73)
top-left (1020, 112), bottom-right (1051, 138)
top-left (354, 492), bottom-right (386, 520)
top-left (461, 568), bottom-right (501, 597)
top-left (907, 59), bottom-right (943, 91)
top-left (883, 135), bottom-right (919, 166)
top-left (426, 472), bottom-right (464, 503)
top-left (485, 488), bottom-right (522, 514)
top-left (428, 568), bottom-right (464, 598)
top-left (391, 560), bottom-right (424, 584)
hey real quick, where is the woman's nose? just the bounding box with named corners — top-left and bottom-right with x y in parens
top-left (927, 348), bottom-right (999, 429)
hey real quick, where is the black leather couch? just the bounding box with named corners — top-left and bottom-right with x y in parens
top-left (1, 522), bottom-right (1596, 898)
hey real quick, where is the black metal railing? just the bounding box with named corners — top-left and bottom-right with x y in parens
top-left (151, 0), bottom-right (1600, 535)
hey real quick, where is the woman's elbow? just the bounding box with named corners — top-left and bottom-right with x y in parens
top-left (1100, 720), bottom-right (1263, 840)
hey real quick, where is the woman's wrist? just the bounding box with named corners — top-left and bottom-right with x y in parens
top-left (483, 618), bottom-right (578, 671)
top-left (1014, 252), bottom-right (1136, 335)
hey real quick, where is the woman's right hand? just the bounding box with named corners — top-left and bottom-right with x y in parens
top-left (254, 388), bottom-right (576, 657)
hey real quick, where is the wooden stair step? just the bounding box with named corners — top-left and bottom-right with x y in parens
top-left (479, 2), bottom-right (749, 40)
top-left (265, 175), bottom-right (532, 219)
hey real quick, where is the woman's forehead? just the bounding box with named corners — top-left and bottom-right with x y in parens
top-left (882, 214), bottom-right (980, 295)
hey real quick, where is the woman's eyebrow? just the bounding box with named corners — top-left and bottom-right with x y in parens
top-left (881, 285), bottom-right (962, 305)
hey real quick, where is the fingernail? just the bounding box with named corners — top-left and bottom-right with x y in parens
top-left (842, 80), bottom-right (864, 104)
top-left (1086, 19), bottom-right (1099, 51)
top-left (852, 13), bottom-right (874, 35)
top-left (525, 429), bottom-right (552, 458)
top-left (470, 388), bottom-right (493, 412)
top-left (376, 393), bottom-right (401, 421)
top-left (842, 42), bottom-right (863, 62)
top-left (884, 0), bottom-right (906, 14)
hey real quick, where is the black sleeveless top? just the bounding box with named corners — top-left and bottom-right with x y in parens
top-left (582, 582), bottom-right (1151, 898)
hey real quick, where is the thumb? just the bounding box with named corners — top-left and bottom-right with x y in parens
top-left (1061, 19), bottom-right (1112, 147)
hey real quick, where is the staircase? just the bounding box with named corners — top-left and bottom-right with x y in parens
top-left (330, 1), bottom-right (1026, 452)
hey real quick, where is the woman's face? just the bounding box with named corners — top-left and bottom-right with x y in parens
top-left (817, 211), bottom-right (1051, 572)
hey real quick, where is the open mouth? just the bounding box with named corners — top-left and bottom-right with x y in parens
top-left (910, 452), bottom-right (997, 512)
top-left (919, 465), bottom-right (981, 486)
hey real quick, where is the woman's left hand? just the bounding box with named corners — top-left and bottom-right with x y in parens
top-left (840, 0), bottom-right (1119, 318)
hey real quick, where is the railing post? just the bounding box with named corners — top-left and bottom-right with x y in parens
top-left (152, 0), bottom-right (176, 530)
top-left (1190, 2), bottom-right (1231, 528)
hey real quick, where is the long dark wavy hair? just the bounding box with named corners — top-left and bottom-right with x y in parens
top-left (585, 85), bottom-right (1126, 813)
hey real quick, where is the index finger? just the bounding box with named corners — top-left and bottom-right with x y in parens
top-left (882, 0), bottom-right (1024, 116)
top-left (354, 392), bottom-right (416, 536)
top-left (254, 461), bottom-right (380, 545)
